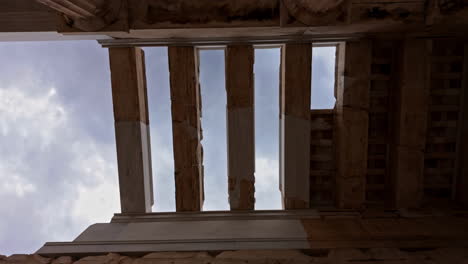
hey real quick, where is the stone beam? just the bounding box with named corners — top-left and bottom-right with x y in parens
top-left (36, 0), bottom-right (97, 19)
top-left (34, 0), bottom-right (125, 31)
top-left (280, 43), bottom-right (312, 209)
top-left (109, 47), bottom-right (154, 213)
top-left (225, 45), bottom-right (256, 211)
top-left (390, 39), bottom-right (429, 209)
top-left (335, 40), bottom-right (371, 209)
top-left (3, 0), bottom-right (468, 39)
top-left (168, 46), bottom-right (204, 212)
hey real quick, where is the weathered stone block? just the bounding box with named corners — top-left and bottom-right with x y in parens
top-left (327, 249), bottom-right (368, 262)
top-left (51, 257), bottom-right (72, 264)
top-left (215, 250), bottom-right (312, 263)
top-left (5, 255), bottom-right (50, 264)
top-left (135, 252), bottom-right (212, 264)
top-left (74, 253), bottom-right (129, 264)
top-left (422, 248), bottom-right (468, 264)
top-left (367, 248), bottom-right (408, 261)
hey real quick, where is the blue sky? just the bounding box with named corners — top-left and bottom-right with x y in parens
top-left (0, 41), bottom-right (335, 255)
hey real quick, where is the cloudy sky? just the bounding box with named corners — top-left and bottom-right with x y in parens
top-left (0, 40), bottom-right (335, 255)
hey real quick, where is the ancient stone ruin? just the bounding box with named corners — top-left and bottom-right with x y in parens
top-left (1, 0), bottom-right (468, 262)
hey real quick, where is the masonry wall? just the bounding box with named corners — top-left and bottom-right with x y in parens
top-left (310, 110), bottom-right (335, 206)
top-left (309, 38), bottom-right (468, 210)
top-left (2, 249), bottom-right (468, 264)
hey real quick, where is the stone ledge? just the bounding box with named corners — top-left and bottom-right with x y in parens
top-left (35, 211), bottom-right (468, 256)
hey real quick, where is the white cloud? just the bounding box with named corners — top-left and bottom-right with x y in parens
top-left (312, 46), bottom-right (336, 109)
top-left (255, 157), bottom-right (282, 210)
top-left (313, 46), bottom-right (336, 69)
top-left (70, 144), bottom-right (119, 224)
top-left (0, 85), bottom-right (67, 149)
top-left (0, 170), bottom-right (36, 198)
top-left (151, 136), bottom-right (176, 212)
top-left (0, 75), bottom-right (118, 254)
top-left (0, 84), bottom-right (63, 200)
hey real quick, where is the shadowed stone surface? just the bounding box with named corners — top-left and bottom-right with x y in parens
top-left (3, 249), bottom-right (468, 264)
